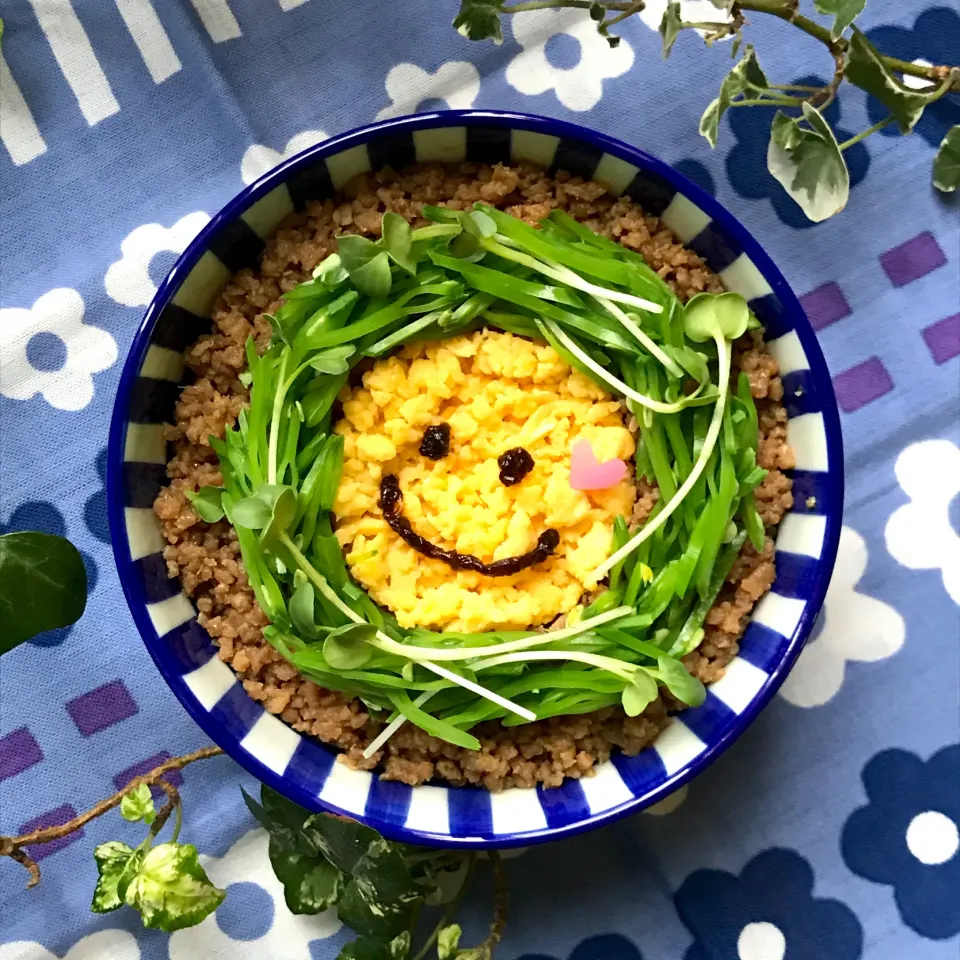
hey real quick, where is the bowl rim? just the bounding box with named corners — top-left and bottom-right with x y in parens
top-left (107, 108), bottom-right (844, 847)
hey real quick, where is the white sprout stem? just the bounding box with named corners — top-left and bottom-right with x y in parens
top-left (544, 321), bottom-right (687, 414)
top-left (361, 691), bottom-right (436, 759)
top-left (267, 350), bottom-right (290, 484)
top-left (279, 534), bottom-right (536, 721)
top-left (588, 330), bottom-right (732, 584)
top-left (422, 662), bottom-right (537, 721)
top-left (471, 649), bottom-right (636, 680)
top-left (594, 296), bottom-right (683, 378)
top-left (366, 606), bottom-right (632, 662)
top-left (488, 237), bottom-right (663, 314)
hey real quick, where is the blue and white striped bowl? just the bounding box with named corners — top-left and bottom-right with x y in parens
top-left (107, 111), bottom-right (843, 848)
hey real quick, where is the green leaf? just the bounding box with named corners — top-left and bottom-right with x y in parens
top-left (656, 656), bottom-right (706, 706)
top-left (767, 103), bottom-right (850, 222)
top-left (468, 209), bottom-right (496, 238)
top-left (845, 29), bottom-right (944, 134)
top-left (252, 786), bottom-right (314, 851)
top-left (91, 842), bottom-right (141, 913)
top-left (351, 838), bottom-right (423, 908)
top-left (185, 486), bottom-right (226, 523)
top-left (324, 623), bottom-right (377, 670)
top-left (699, 45), bottom-right (769, 147)
top-left (933, 124), bottom-right (960, 192)
top-left (268, 833), bottom-right (343, 914)
top-left (300, 812), bottom-right (380, 874)
top-left (683, 292), bottom-right (749, 342)
top-left (659, 1), bottom-right (683, 59)
top-left (123, 842), bottom-right (226, 932)
top-left (230, 495), bottom-right (272, 529)
top-left (310, 345), bottom-right (356, 375)
top-left (258, 484), bottom-right (299, 546)
top-left (338, 938), bottom-right (395, 960)
top-left (121, 783), bottom-right (157, 825)
top-left (338, 876), bottom-right (414, 943)
top-left (453, 0), bottom-right (503, 43)
top-left (314, 253), bottom-right (350, 285)
top-left (0, 531), bottom-right (88, 653)
top-left (289, 575), bottom-right (319, 639)
top-left (382, 212), bottom-right (417, 275)
top-left (438, 925), bottom-right (463, 960)
top-left (813, 0), bottom-right (866, 38)
top-left (337, 235), bottom-right (393, 299)
top-left (316, 434), bottom-right (346, 512)
top-left (390, 931), bottom-right (412, 959)
top-left (621, 670), bottom-right (659, 717)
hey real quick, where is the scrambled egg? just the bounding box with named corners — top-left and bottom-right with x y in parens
top-left (332, 329), bottom-right (636, 632)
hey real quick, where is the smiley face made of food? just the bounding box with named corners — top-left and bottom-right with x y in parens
top-left (333, 329), bottom-right (637, 633)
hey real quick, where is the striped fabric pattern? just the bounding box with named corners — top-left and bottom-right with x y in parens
top-left (109, 113), bottom-right (842, 847)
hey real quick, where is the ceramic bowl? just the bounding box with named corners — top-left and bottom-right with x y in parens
top-left (108, 110), bottom-right (843, 848)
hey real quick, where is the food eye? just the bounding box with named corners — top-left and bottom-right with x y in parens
top-left (419, 423), bottom-right (451, 460)
top-left (498, 447), bottom-right (534, 486)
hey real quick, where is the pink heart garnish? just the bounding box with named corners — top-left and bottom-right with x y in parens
top-left (569, 439), bottom-right (627, 490)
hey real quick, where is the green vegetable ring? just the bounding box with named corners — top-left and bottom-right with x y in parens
top-left (187, 204), bottom-right (769, 754)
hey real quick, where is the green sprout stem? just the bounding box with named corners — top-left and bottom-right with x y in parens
top-left (277, 532), bottom-right (538, 720)
top-left (543, 319), bottom-right (693, 414)
top-left (590, 329), bottom-right (731, 583)
top-left (365, 606), bottom-right (632, 662)
top-left (471, 649), bottom-right (639, 681)
top-left (267, 351), bottom-right (290, 484)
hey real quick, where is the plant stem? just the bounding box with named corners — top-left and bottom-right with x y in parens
top-left (502, 0), bottom-right (634, 11)
top-left (768, 83), bottom-right (825, 92)
top-left (480, 851), bottom-right (510, 954)
top-left (730, 96), bottom-right (803, 107)
top-left (0, 746), bottom-right (223, 889)
top-left (838, 115), bottom-right (896, 150)
top-left (169, 801), bottom-right (183, 844)
top-left (411, 855), bottom-right (477, 960)
top-left (605, 1), bottom-right (646, 28)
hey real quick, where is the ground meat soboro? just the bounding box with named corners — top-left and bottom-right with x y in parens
top-left (153, 162), bottom-right (795, 791)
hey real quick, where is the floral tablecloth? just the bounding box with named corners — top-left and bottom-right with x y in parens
top-left (1, 2), bottom-right (958, 958)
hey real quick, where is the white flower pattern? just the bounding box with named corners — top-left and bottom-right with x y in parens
top-left (241, 130), bottom-right (329, 185)
top-left (376, 62), bottom-right (480, 121)
top-left (506, 9), bottom-right (634, 111)
top-left (779, 526), bottom-right (905, 708)
top-left (0, 930), bottom-right (139, 960)
top-left (885, 439), bottom-right (960, 604)
top-left (0, 289), bottom-right (117, 412)
top-left (168, 829), bottom-right (340, 959)
top-left (104, 211), bottom-right (210, 307)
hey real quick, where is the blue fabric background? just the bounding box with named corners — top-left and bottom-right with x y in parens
top-left (0, 1), bottom-right (958, 957)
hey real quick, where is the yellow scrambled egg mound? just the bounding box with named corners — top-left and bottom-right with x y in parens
top-left (332, 329), bottom-right (636, 632)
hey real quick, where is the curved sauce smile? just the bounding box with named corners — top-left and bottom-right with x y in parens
top-left (378, 474), bottom-right (560, 576)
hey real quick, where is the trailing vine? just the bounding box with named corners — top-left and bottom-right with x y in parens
top-left (453, 0), bottom-right (960, 219)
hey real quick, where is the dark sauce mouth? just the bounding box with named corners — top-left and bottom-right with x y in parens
top-left (378, 474), bottom-right (560, 577)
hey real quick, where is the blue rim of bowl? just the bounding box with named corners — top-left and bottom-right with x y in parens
top-left (107, 109), bottom-right (844, 848)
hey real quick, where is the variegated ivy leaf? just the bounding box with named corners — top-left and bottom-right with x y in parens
top-left (767, 103), bottom-right (850, 222)
top-left (699, 45), bottom-right (769, 147)
top-left (453, 0), bottom-right (503, 44)
top-left (91, 842), bottom-right (142, 914)
top-left (660, 2), bottom-right (683, 59)
top-left (933, 125), bottom-right (960, 192)
top-left (845, 29), bottom-right (947, 133)
top-left (123, 842), bottom-right (226, 932)
top-left (813, 0), bottom-right (866, 39)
